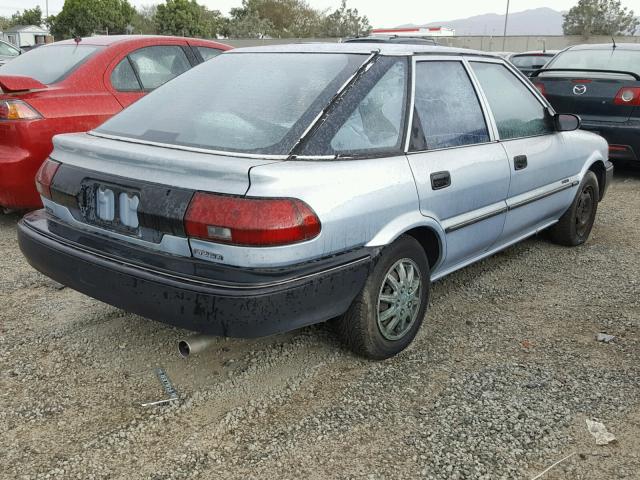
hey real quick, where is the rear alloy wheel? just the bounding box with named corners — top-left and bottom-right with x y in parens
top-left (336, 235), bottom-right (430, 360)
top-left (377, 258), bottom-right (423, 341)
top-left (550, 171), bottom-right (599, 246)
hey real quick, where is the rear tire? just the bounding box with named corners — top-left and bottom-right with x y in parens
top-left (335, 235), bottom-right (430, 360)
top-left (549, 171), bottom-right (599, 246)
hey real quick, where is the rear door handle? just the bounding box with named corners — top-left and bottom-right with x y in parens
top-left (430, 171), bottom-right (451, 190)
top-left (514, 155), bottom-right (528, 170)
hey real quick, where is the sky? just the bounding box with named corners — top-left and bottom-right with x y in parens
top-left (2, 0), bottom-right (640, 28)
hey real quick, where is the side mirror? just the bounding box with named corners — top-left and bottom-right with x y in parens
top-left (554, 113), bottom-right (581, 132)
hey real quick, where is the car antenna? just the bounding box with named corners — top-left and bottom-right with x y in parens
top-left (611, 36), bottom-right (617, 49)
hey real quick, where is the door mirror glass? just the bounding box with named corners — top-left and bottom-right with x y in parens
top-left (555, 113), bottom-right (581, 132)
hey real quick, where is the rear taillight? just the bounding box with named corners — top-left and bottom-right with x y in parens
top-left (184, 193), bottom-right (321, 247)
top-left (35, 159), bottom-right (61, 200)
top-left (533, 82), bottom-right (546, 97)
top-left (0, 99), bottom-right (42, 120)
top-left (614, 87), bottom-right (640, 106)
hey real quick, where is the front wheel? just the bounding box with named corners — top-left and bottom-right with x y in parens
top-left (549, 171), bottom-right (599, 246)
top-left (335, 235), bottom-right (430, 360)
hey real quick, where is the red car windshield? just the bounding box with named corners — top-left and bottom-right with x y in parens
top-left (0, 44), bottom-right (102, 84)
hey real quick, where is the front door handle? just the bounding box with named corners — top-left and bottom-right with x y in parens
top-left (514, 155), bottom-right (528, 170)
top-left (430, 171), bottom-right (451, 190)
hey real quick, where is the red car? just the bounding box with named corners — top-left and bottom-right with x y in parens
top-left (0, 35), bottom-right (231, 211)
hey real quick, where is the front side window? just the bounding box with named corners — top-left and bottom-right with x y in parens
top-left (410, 61), bottom-right (489, 151)
top-left (96, 53), bottom-right (366, 154)
top-left (0, 44), bottom-right (101, 84)
top-left (471, 62), bottom-right (553, 140)
top-left (128, 46), bottom-right (191, 90)
top-left (300, 57), bottom-right (408, 156)
top-left (111, 58), bottom-right (141, 91)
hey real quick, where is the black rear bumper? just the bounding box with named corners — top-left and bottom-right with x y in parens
top-left (18, 211), bottom-right (373, 337)
top-left (581, 122), bottom-right (640, 162)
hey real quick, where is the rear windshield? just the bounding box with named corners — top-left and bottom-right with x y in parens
top-left (0, 44), bottom-right (101, 84)
top-left (547, 49), bottom-right (640, 74)
top-left (96, 52), bottom-right (366, 155)
top-left (511, 54), bottom-right (554, 68)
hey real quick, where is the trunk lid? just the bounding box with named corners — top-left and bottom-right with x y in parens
top-left (534, 70), bottom-right (640, 123)
top-left (48, 133), bottom-right (280, 243)
top-left (51, 133), bottom-right (278, 195)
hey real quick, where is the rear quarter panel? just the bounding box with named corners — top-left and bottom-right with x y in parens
top-left (207, 155), bottom-right (432, 268)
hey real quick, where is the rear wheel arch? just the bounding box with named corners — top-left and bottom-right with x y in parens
top-left (403, 226), bottom-right (442, 271)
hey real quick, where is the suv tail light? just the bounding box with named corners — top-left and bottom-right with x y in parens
top-left (184, 193), bottom-right (321, 247)
top-left (614, 87), bottom-right (640, 106)
top-left (533, 82), bottom-right (546, 97)
top-left (35, 159), bottom-right (61, 200)
top-left (0, 99), bottom-right (42, 120)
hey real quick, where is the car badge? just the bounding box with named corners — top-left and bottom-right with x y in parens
top-left (573, 84), bottom-right (587, 95)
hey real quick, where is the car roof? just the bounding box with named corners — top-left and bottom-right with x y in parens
top-left (511, 50), bottom-right (559, 56)
top-left (54, 35), bottom-right (199, 46)
top-left (566, 43), bottom-right (640, 51)
top-left (344, 36), bottom-right (438, 45)
top-left (229, 42), bottom-right (492, 58)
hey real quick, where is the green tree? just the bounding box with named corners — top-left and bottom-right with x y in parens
top-left (154, 0), bottom-right (219, 38)
top-left (10, 6), bottom-right (43, 26)
top-left (130, 5), bottom-right (157, 34)
top-left (0, 16), bottom-right (11, 30)
top-left (563, 0), bottom-right (638, 36)
top-left (229, 0), bottom-right (324, 38)
top-left (49, 0), bottom-right (135, 38)
top-left (322, 0), bottom-right (371, 37)
top-left (227, 8), bottom-right (274, 38)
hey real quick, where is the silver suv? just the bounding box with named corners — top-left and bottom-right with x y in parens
top-left (19, 43), bottom-right (613, 359)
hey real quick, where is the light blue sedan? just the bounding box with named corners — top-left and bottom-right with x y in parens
top-left (19, 43), bottom-right (612, 359)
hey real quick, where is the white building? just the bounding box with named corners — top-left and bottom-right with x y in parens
top-left (371, 26), bottom-right (456, 37)
top-left (3, 25), bottom-right (50, 48)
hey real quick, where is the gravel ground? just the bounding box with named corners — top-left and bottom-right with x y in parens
top-left (1, 168), bottom-right (639, 480)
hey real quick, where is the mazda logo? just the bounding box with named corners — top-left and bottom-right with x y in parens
top-left (573, 84), bottom-right (587, 95)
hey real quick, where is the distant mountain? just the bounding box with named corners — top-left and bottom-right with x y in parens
top-left (398, 7), bottom-right (565, 36)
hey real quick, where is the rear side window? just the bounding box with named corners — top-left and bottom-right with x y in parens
top-left (0, 44), bottom-right (101, 84)
top-left (410, 61), bottom-right (489, 151)
top-left (300, 57), bottom-right (408, 156)
top-left (511, 55), bottom-right (553, 69)
top-left (0, 41), bottom-right (19, 57)
top-left (471, 62), bottom-right (553, 140)
top-left (111, 58), bottom-right (141, 91)
top-left (196, 47), bottom-right (223, 61)
top-left (129, 46), bottom-right (191, 90)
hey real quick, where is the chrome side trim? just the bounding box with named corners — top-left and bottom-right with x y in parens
top-left (404, 55), bottom-right (417, 152)
top-left (508, 180), bottom-right (578, 211)
top-left (25, 218), bottom-right (371, 291)
top-left (444, 206), bottom-right (508, 233)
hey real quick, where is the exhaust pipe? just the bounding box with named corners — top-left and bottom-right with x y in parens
top-left (178, 334), bottom-right (217, 358)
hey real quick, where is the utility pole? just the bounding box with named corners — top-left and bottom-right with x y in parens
top-left (45, 0), bottom-right (49, 19)
top-left (502, 0), bottom-right (510, 50)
